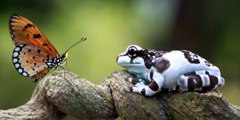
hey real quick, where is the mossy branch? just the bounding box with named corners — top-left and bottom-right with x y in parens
top-left (0, 70), bottom-right (239, 119)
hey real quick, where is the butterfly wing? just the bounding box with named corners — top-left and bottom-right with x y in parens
top-left (9, 14), bottom-right (59, 57)
top-left (9, 14), bottom-right (59, 81)
top-left (13, 44), bottom-right (55, 81)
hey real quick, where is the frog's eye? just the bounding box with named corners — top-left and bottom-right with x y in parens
top-left (127, 46), bottom-right (138, 57)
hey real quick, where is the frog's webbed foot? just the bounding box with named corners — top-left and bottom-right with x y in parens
top-left (124, 77), bottom-right (144, 85)
top-left (123, 76), bottom-right (146, 93)
top-left (124, 71), bottom-right (164, 96)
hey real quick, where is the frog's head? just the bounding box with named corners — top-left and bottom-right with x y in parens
top-left (117, 45), bottom-right (153, 74)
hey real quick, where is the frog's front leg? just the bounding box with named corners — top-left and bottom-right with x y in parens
top-left (177, 71), bottom-right (225, 92)
top-left (125, 71), bottom-right (164, 96)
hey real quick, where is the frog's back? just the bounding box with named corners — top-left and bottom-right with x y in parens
top-left (162, 50), bottom-right (220, 77)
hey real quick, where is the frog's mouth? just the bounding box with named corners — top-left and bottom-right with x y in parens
top-left (119, 63), bottom-right (143, 67)
top-left (117, 55), bottom-right (145, 66)
top-left (120, 63), bottom-right (140, 65)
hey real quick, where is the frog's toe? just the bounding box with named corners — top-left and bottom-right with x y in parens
top-left (125, 77), bottom-right (138, 85)
top-left (124, 86), bottom-right (132, 92)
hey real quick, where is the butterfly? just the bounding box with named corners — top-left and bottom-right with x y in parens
top-left (9, 14), bottom-right (86, 82)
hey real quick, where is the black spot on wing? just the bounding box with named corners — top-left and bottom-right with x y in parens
top-left (33, 34), bottom-right (42, 38)
top-left (42, 43), bottom-right (48, 46)
top-left (23, 23), bottom-right (34, 31)
top-left (23, 26), bottom-right (28, 31)
top-left (27, 23), bottom-right (33, 27)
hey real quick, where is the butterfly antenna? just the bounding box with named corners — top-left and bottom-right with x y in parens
top-left (65, 37), bottom-right (87, 53)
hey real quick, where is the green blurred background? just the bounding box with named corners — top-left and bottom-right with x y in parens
top-left (0, 0), bottom-right (239, 115)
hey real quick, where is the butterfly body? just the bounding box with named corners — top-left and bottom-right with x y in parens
top-left (9, 14), bottom-right (68, 82)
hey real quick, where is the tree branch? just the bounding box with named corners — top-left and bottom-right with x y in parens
top-left (0, 70), bottom-right (239, 119)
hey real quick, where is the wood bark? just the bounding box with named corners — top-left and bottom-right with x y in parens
top-left (0, 70), bottom-right (239, 120)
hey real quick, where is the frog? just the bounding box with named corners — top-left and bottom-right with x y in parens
top-left (116, 45), bottom-right (225, 96)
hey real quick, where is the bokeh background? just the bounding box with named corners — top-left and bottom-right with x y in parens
top-left (0, 0), bottom-right (239, 116)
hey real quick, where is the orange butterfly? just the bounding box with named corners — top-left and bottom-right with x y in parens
top-left (9, 14), bottom-right (86, 82)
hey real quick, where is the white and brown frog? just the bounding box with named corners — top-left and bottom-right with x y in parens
top-left (117, 45), bottom-right (225, 96)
